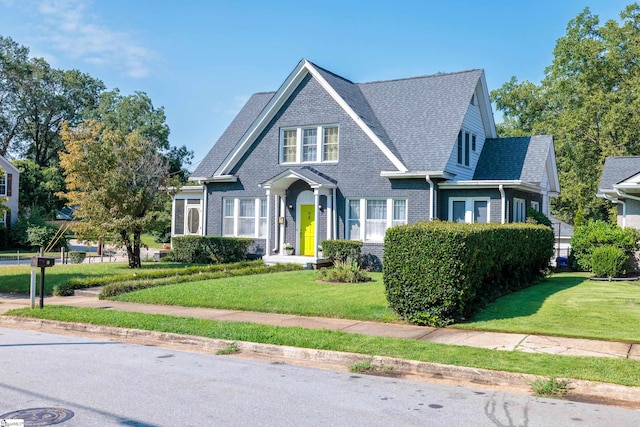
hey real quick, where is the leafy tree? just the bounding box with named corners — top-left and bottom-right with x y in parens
top-left (59, 120), bottom-right (171, 268)
top-left (492, 4), bottom-right (640, 223)
top-left (13, 159), bottom-right (66, 219)
top-left (0, 36), bottom-right (29, 156)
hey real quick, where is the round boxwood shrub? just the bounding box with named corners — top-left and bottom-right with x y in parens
top-left (591, 245), bottom-right (627, 278)
top-left (69, 251), bottom-right (87, 264)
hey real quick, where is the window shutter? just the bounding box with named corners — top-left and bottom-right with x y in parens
top-left (6, 173), bottom-right (11, 197)
top-left (5, 209), bottom-right (10, 228)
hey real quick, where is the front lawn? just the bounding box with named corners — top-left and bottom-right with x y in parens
top-left (112, 270), bottom-right (397, 322)
top-left (0, 262), bottom-right (189, 295)
top-left (454, 273), bottom-right (640, 343)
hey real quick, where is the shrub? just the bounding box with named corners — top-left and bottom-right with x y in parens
top-left (9, 209), bottom-right (67, 250)
top-left (169, 236), bottom-right (252, 264)
top-left (68, 251), bottom-right (87, 264)
top-left (526, 207), bottom-right (552, 228)
top-left (0, 223), bottom-right (8, 250)
top-left (570, 221), bottom-right (638, 271)
top-left (590, 245), bottom-right (627, 278)
top-left (383, 221), bottom-right (553, 326)
top-left (321, 240), bottom-right (362, 264)
top-left (318, 260), bottom-right (372, 283)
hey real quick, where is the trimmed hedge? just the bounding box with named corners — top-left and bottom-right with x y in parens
top-left (100, 263), bottom-right (302, 298)
top-left (383, 221), bottom-right (553, 326)
top-left (54, 260), bottom-right (264, 296)
top-left (569, 221), bottom-right (638, 272)
top-left (321, 240), bottom-right (362, 264)
top-left (169, 236), bottom-right (253, 264)
top-left (68, 251), bottom-right (87, 264)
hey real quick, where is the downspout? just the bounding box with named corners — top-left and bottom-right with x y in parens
top-left (202, 185), bottom-right (208, 236)
top-left (426, 175), bottom-right (434, 221)
top-left (499, 185), bottom-right (506, 224)
top-left (612, 190), bottom-right (633, 228)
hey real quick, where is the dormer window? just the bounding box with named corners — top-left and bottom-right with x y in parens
top-left (280, 125), bottom-right (339, 164)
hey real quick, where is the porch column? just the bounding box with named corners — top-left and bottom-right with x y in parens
top-left (326, 192), bottom-right (333, 241)
top-left (314, 189), bottom-right (320, 258)
top-left (265, 190), bottom-right (271, 257)
top-left (280, 196), bottom-right (286, 255)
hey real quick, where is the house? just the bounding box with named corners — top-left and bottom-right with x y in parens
top-left (597, 156), bottom-right (640, 229)
top-left (0, 154), bottom-right (19, 228)
top-left (172, 60), bottom-right (560, 265)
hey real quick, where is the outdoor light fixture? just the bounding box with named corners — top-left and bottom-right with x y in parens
top-left (288, 204), bottom-right (294, 210)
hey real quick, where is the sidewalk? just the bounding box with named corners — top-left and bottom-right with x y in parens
top-left (1, 290), bottom-right (638, 360)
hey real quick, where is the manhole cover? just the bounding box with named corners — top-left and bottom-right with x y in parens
top-left (0, 408), bottom-right (74, 426)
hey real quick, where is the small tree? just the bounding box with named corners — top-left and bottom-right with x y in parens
top-left (59, 120), bottom-right (171, 268)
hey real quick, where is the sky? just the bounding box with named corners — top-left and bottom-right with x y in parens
top-left (0, 0), bottom-right (634, 171)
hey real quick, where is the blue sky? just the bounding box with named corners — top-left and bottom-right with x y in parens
top-left (0, 0), bottom-right (633, 170)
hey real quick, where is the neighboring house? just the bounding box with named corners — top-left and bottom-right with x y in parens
top-left (0, 154), bottom-right (19, 227)
top-left (597, 156), bottom-right (640, 229)
top-left (173, 60), bottom-right (560, 264)
top-left (550, 216), bottom-right (573, 262)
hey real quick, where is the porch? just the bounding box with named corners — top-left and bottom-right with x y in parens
top-left (262, 254), bottom-right (332, 269)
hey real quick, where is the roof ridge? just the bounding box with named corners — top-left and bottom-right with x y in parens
top-left (357, 68), bottom-right (483, 86)
top-left (306, 60), bottom-right (355, 84)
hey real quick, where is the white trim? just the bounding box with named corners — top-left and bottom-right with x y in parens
top-left (439, 180), bottom-right (544, 194)
top-left (513, 198), bottom-right (526, 223)
top-left (381, 170), bottom-right (453, 179)
top-left (215, 59), bottom-right (408, 176)
top-left (279, 125), bottom-right (340, 165)
top-left (221, 197), bottom-right (267, 238)
top-left (345, 197), bottom-right (408, 242)
top-left (477, 71), bottom-right (497, 139)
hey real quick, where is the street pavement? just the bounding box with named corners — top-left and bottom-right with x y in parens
top-left (1, 290), bottom-right (640, 409)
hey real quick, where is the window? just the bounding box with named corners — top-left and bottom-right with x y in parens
top-left (456, 130), bottom-right (476, 166)
top-left (280, 125), bottom-right (338, 164)
top-left (449, 197), bottom-right (490, 224)
top-left (222, 198), bottom-right (267, 238)
top-left (173, 198), bottom-right (202, 235)
top-left (513, 198), bottom-right (526, 223)
top-left (0, 172), bottom-right (6, 196)
top-left (347, 198), bottom-right (407, 242)
top-left (531, 201), bottom-right (540, 212)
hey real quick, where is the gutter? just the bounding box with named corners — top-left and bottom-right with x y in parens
top-left (604, 193), bottom-right (626, 228)
top-left (499, 185), bottom-right (506, 224)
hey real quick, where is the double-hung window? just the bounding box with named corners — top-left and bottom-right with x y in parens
top-left (531, 201), bottom-right (540, 212)
top-left (222, 198), bottom-right (267, 238)
top-left (513, 198), bottom-right (526, 222)
top-left (280, 125), bottom-right (339, 164)
top-left (347, 198), bottom-right (407, 242)
top-left (0, 172), bottom-right (6, 196)
top-left (449, 197), bottom-right (490, 224)
top-left (456, 130), bottom-right (476, 166)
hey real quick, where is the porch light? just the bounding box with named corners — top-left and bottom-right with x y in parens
top-left (288, 204), bottom-right (294, 210)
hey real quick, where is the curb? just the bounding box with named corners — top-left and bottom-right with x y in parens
top-left (2, 316), bottom-right (639, 409)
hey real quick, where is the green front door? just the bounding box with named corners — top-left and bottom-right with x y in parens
top-left (300, 204), bottom-right (315, 256)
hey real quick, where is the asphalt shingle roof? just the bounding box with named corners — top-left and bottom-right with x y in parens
top-left (474, 135), bottom-right (552, 182)
top-left (598, 156), bottom-right (640, 191)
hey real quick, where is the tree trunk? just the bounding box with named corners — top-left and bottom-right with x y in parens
top-left (121, 230), bottom-right (142, 269)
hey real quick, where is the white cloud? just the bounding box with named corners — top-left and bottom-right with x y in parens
top-left (35, 0), bottom-right (156, 78)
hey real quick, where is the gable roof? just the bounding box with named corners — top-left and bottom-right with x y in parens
top-left (0, 155), bottom-right (19, 175)
top-left (474, 135), bottom-right (558, 187)
top-left (193, 60), bottom-right (496, 180)
top-left (598, 156), bottom-right (640, 192)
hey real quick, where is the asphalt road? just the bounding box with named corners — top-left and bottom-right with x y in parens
top-left (1, 328), bottom-right (638, 427)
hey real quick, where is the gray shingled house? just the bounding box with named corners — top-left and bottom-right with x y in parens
top-left (172, 60), bottom-right (560, 265)
top-left (0, 154), bottom-right (19, 227)
top-left (598, 156), bottom-right (640, 229)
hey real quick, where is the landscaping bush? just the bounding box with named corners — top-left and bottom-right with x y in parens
top-left (590, 245), bottom-right (628, 278)
top-left (526, 207), bottom-right (552, 228)
top-left (0, 224), bottom-right (8, 250)
top-left (383, 221), bottom-right (553, 326)
top-left (168, 236), bottom-right (252, 264)
top-left (68, 251), bottom-right (87, 264)
top-left (321, 240), bottom-right (362, 264)
top-left (318, 260), bottom-right (372, 283)
top-left (569, 221), bottom-right (638, 271)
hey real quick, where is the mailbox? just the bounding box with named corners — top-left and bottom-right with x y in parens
top-left (31, 256), bottom-right (55, 268)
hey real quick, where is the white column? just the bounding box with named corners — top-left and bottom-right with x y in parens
top-left (314, 189), bottom-right (320, 258)
top-left (280, 196), bottom-right (286, 255)
top-left (265, 190), bottom-right (271, 257)
top-left (326, 192), bottom-right (333, 241)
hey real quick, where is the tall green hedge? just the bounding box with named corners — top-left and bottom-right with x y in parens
top-left (383, 221), bottom-right (554, 326)
top-left (569, 221), bottom-right (638, 272)
top-left (169, 236), bottom-right (253, 264)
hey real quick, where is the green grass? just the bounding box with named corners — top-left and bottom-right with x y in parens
top-left (111, 270), bottom-right (398, 322)
top-left (454, 273), bottom-right (640, 342)
top-left (7, 305), bottom-right (640, 387)
top-left (140, 233), bottom-right (166, 250)
top-left (0, 262), bottom-right (190, 295)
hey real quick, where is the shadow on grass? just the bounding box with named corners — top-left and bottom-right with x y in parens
top-left (463, 275), bottom-right (587, 323)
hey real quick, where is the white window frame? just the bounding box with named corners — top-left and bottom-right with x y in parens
top-left (173, 197), bottom-right (203, 236)
top-left (346, 198), bottom-right (408, 242)
top-left (280, 125), bottom-right (339, 164)
top-left (0, 171), bottom-right (6, 197)
top-left (531, 201), bottom-right (540, 212)
top-left (449, 197), bottom-right (491, 224)
top-left (222, 197), bottom-right (267, 238)
top-left (513, 198), bottom-right (526, 223)
top-left (456, 130), bottom-right (476, 166)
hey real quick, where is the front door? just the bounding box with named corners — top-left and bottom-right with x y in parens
top-left (299, 204), bottom-right (315, 256)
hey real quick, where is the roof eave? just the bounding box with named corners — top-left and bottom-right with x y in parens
top-left (380, 170), bottom-right (454, 179)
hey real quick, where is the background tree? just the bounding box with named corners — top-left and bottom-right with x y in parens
top-left (0, 36), bottom-right (29, 157)
top-left (13, 159), bottom-right (66, 218)
top-left (59, 120), bottom-right (170, 268)
top-left (492, 4), bottom-right (640, 223)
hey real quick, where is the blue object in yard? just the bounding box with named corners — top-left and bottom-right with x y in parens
top-left (556, 257), bottom-right (568, 268)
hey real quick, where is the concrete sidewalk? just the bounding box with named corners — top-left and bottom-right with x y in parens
top-left (1, 291), bottom-right (638, 360)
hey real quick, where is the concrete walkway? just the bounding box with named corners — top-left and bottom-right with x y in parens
top-left (1, 290), bottom-right (638, 360)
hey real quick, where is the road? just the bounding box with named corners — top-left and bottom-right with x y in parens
top-left (0, 328), bottom-right (638, 427)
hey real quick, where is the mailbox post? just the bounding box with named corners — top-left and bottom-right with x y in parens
top-left (30, 257), bottom-right (55, 308)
